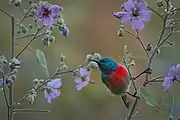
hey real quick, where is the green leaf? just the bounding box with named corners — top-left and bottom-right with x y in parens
top-left (36, 49), bottom-right (49, 77)
top-left (137, 86), bottom-right (158, 108)
top-left (120, 45), bottom-right (135, 70)
top-left (162, 90), bottom-right (174, 115)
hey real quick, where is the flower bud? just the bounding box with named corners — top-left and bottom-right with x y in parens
top-left (49, 36), bottom-right (55, 43)
top-left (42, 39), bottom-right (51, 47)
top-left (28, 24), bottom-right (33, 29)
top-left (30, 3), bottom-right (37, 9)
top-left (60, 54), bottom-right (66, 62)
top-left (156, 49), bottom-right (161, 55)
top-left (27, 94), bottom-right (35, 104)
top-left (30, 9), bottom-right (37, 16)
top-left (156, 0), bottom-right (164, 8)
top-left (117, 28), bottom-right (125, 37)
top-left (130, 60), bottom-right (135, 67)
top-left (93, 53), bottom-right (101, 59)
top-left (45, 30), bottom-right (52, 35)
top-left (168, 115), bottom-right (173, 120)
top-left (33, 79), bottom-right (39, 84)
top-left (28, 0), bottom-right (33, 4)
top-left (88, 61), bottom-right (99, 69)
top-left (85, 54), bottom-right (93, 61)
top-left (59, 24), bottom-right (69, 37)
top-left (57, 18), bottom-right (64, 24)
top-left (146, 43), bottom-right (153, 51)
top-left (11, 75), bottom-right (16, 81)
top-left (120, 25), bottom-right (124, 29)
top-left (20, 24), bottom-right (28, 34)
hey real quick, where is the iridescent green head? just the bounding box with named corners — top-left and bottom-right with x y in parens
top-left (92, 57), bottom-right (118, 75)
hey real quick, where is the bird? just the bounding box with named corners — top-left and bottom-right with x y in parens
top-left (92, 57), bottom-right (132, 108)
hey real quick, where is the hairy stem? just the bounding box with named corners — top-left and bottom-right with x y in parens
top-left (126, 98), bottom-right (138, 120)
top-left (8, 16), bottom-right (15, 120)
top-left (15, 25), bottom-right (45, 58)
top-left (148, 6), bottom-right (162, 19)
top-left (125, 29), bottom-right (149, 58)
top-left (13, 109), bottom-right (50, 113)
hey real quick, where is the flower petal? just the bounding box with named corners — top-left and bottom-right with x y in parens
top-left (132, 17), bottom-right (144, 30)
top-left (81, 79), bottom-right (89, 87)
top-left (79, 67), bottom-right (91, 76)
top-left (44, 90), bottom-right (52, 103)
top-left (140, 10), bottom-right (152, 22)
top-left (113, 12), bottom-right (132, 24)
top-left (59, 25), bottom-right (69, 37)
top-left (42, 17), bottom-right (53, 26)
top-left (49, 78), bottom-right (62, 88)
top-left (76, 84), bottom-right (83, 91)
top-left (50, 5), bottom-right (61, 18)
top-left (74, 77), bottom-right (82, 84)
top-left (51, 89), bottom-right (61, 98)
top-left (124, 0), bottom-right (135, 11)
top-left (136, 0), bottom-right (148, 10)
top-left (163, 76), bottom-right (174, 89)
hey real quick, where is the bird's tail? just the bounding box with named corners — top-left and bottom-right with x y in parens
top-left (121, 94), bottom-right (130, 108)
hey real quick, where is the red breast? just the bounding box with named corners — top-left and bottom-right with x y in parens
top-left (107, 65), bottom-right (128, 88)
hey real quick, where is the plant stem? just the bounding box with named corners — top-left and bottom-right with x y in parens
top-left (15, 25), bottom-right (45, 58)
top-left (125, 29), bottom-right (149, 58)
top-left (148, 6), bottom-right (162, 19)
top-left (0, 8), bottom-right (14, 18)
top-left (136, 30), bottom-right (149, 58)
top-left (8, 16), bottom-right (15, 120)
top-left (126, 98), bottom-right (138, 120)
top-left (13, 109), bottom-right (50, 113)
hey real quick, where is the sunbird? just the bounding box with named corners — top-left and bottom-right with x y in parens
top-left (92, 57), bottom-right (151, 108)
top-left (92, 57), bottom-right (131, 108)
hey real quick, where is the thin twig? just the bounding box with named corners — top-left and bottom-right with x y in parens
top-left (173, 8), bottom-right (180, 12)
top-left (8, 17), bottom-right (15, 120)
top-left (15, 25), bottom-right (45, 58)
top-left (126, 98), bottom-right (138, 120)
top-left (125, 29), bottom-right (149, 58)
top-left (149, 75), bottom-right (164, 82)
top-left (0, 8), bottom-right (13, 18)
top-left (158, 27), bottom-right (174, 47)
top-left (123, 58), bottom-right (137, 93)
top-left (18, 7), bottom-right (32, 25)
top-left (13, 109), bottom-right (50, 113)
top-left (15, 42), bottom-right (34, 54)
top-left (148, 6), bottom-right (162, 19)
top-left (18, 4), bottom-right (24, 15)
top-left (143, 15), bottom-right (168, 87)
top-left (136, 30), bottom-right (149, 58)
top-left (15, 34), bottom-right (34, 40)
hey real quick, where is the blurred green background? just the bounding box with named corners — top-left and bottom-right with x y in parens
top-left (0, 0), bottom-right (180, 120)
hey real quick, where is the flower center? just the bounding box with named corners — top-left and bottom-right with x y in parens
top-left (132, 9), bottom-right (139, 17)
top-left (43, 8), bottom-right (51, 17)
